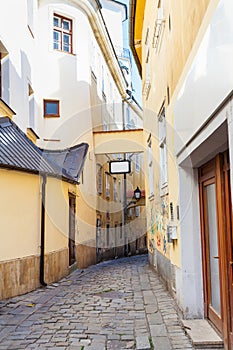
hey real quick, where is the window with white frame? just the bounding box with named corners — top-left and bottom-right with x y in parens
top-left (158, 107), bottom-right (167, 189)
top-left (105, 173), bottom-right (110, 199)
top-left (53, 14), bottom-right (72, 53)
top-left (148, 138), bottom-right (154, 197)
top-left (113, 178), bottom-right (117, 202)
top-left (143, 28), bottom-right (151, 97)
top-left (97, 164), bottom-right (102, 194)
top-left (135, 153), bottom-right (140, 173)
top-left (153, 0), bottom-right (165, 50)
top-left (102, 65), bottom-right (105, 97)
top-left (126, 105), bottom-right (130, 129)
top-left (28, 84), bottom-right (35, 128)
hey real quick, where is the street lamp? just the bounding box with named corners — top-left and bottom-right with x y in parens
top-left (134, 186), bottom-right (141, 200)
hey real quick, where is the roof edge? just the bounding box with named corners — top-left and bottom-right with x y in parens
top-left (129, 0), bottom-right (142, 77)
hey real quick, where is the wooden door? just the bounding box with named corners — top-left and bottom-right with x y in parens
top-left (69, 194), bottom-right (76, 266)
top-left (199, 159), bottom-right (223, 334)
top-left (199, 152), bottom-right (233, 348)
top-left (222, 152), bottom-right (233, 348)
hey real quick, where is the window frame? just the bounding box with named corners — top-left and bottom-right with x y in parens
top-left (105, 173), bottom-right (110, 199)
top-left (148, 138), bottom-right (154, 198)
top-left (43, 99), bottom-right (60, 118)
top-left (97, 164), bottom-right (103, 194)
top-left (53, 13), bottom-right (73, 54)
top-left (158, 107), bottom-right (168, 190)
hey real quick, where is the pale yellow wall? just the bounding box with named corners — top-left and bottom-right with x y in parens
top-left (0, 169), bottom-right (40, 261)
top-left (0, 168), bottom-right (79, 262)
top-left (45, 177), bottom-right (70, 253)
top-left (141, 0), bottom-right (212, 268)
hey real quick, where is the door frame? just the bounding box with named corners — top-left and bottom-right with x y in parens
top-left (199, 152), bottom-right (233, 349)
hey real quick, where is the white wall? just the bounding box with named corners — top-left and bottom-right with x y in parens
top-left (174, 0), bottom-right (233, 155)
top-left (0, 0), bottom-right (36, 132)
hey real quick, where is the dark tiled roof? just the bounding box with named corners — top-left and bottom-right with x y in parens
top-left (0, 117), bottom-right (88, 183)
top-left (42, 143), bottom-right (88, 183)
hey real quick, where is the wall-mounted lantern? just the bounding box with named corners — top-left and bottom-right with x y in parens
top-left (134, 186), bottom-right (141, 200)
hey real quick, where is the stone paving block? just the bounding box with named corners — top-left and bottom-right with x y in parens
top-left (136, 335), bottom-right (150, 350)
top-left (147, 312), bottom-right (163, 325)
top-left (150, 324), bottom-right (167, 337)
top-left (152, 336), bottom-right (172, 350)
top-left (0, 255), bottom-right (194, 350)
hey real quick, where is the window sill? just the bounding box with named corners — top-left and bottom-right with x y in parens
top-left (52, 49), bottom-right (76, 56)
top-left (44, 114), bottom-right (60, 118)
top-left (148, 194), bottom-right (154, 201)
top-left (160, 184), bottom-right (169, 197)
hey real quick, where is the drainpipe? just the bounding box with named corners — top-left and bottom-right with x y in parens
top-left (40, 174), bottom-right (47, 287)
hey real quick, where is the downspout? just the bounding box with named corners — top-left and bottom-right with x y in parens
top-left (40, 174), bottom-right (47, 287)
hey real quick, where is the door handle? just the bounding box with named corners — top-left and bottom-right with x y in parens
top-left (213, 256), bottom-right (219, 259)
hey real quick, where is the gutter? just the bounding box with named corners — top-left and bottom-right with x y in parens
top-left (40, 174), bottom-right (47, 287)
top-left (128, 0), bottom-right (142, 77)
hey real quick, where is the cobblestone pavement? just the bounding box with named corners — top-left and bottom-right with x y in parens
top-left (0, 255), bottom-right (193, 350)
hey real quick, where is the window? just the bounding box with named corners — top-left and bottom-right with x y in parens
top-left (106, 224), bottom-right (110, 247)
top-left (153, 0), bottom-right (165, 50)
top-left (97, 165), bottom-right (102, 194)
top-left (53, 14), bottom-right (72, 53)
top-left (135, 153), bottom-right (140, 173)
top-left (148, 138), bottom-right (154, 197)
top-left (28, 84), bottom-right (35, 128)
top-left (113, 178), bottom-right (117, 202)
top-left (44, 99), bottom-right (60, 117)
top-left (102, 65), bottom-right (105, 96)
top-left (105, 173), bottom-right (110, 199)
top-left (143, 28), bottom-right (151, 97)
top-left (158, 107), bottom-right (168, 189)
top-left (120, 223), bottom-right (123, 239)
top-left (126, 106), bottom-right (131, 129)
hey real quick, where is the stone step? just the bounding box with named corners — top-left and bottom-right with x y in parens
top-left (181, 319), bottom-right (224, 349)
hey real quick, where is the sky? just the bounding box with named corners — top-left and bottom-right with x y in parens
top-left (121, 0), bottom-right (142, 106)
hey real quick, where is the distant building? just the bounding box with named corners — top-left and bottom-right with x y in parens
top-left (0, 0), bottom-right (146, 298)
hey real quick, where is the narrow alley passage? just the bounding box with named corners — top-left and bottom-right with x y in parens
top-left (0, 255), bottom-right (193, 350)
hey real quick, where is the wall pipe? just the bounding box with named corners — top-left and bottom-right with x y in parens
top-left (40, 174), bottom-right (47, 287)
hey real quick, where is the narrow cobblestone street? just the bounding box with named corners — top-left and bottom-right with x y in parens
top-left (0, 255), bottom-right (193, 350)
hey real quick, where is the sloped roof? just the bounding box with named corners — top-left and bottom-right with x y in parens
top-left (42, 143), bottom-right (89, 183)
top-left (0, 117), bottom-right (88, 183)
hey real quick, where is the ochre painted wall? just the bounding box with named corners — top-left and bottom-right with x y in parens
top-left (140, 0), bottom-right (214, 269)
top-left (0, 169), bottom-right (41, 261)
top-left (45, 177), bottom-right (70, 253)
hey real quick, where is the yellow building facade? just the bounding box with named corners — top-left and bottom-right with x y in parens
top-left (130, 0), bottom-right (233, 348)
top-left (130, 0), bottom-right (213, 298)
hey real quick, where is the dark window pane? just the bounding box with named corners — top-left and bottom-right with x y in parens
top-left (54, 17), bottom-right (60, 27)
top-left (45, 101), bottom-right (59, 115)
top-left (63, 34), bottom-right (71, 52)
top-left (63, 34), bottom-right (70, 44)
top-left (63, 20), bottom-right (70, 31)
top-left (53, 31), bottom-right (61, 50)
